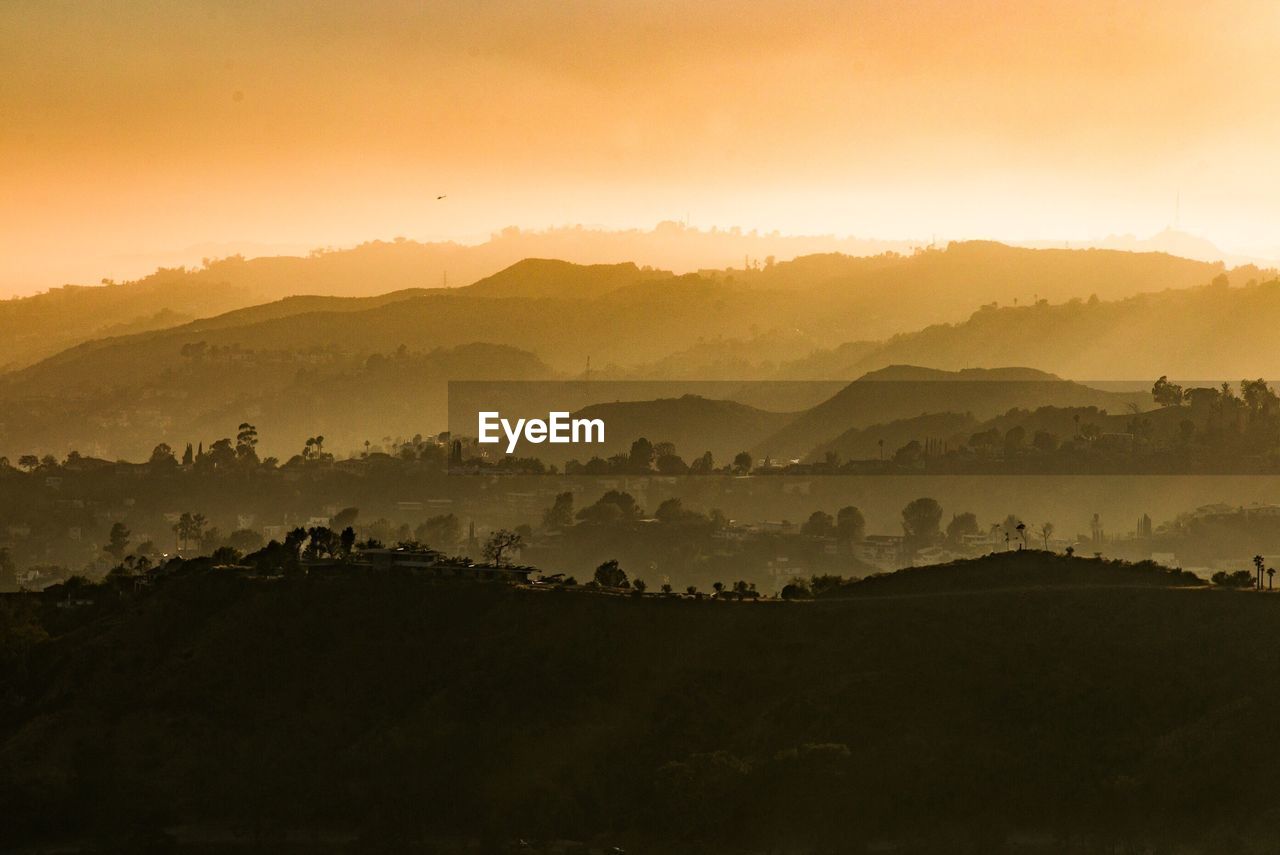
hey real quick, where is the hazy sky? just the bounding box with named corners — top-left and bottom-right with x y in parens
top-left (4, 0), bottom-right (1280, 295)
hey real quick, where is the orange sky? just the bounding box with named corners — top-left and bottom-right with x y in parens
top-left (3, 0), bottom-right (1280, 295)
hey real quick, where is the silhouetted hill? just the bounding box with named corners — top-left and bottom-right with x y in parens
top-left (461, 259), bottom-right (666, 299)
top-left (821, 549), bottom-right (1204, 597)
top-left (0, 341), bottom-right (550, 461)
top-left (755, 367), bottom-right (1149, 460)
top-left (0, 239), bottom-right (1236, 376)
top-left (3, 561), bottom-right (1279, 851)
top-left (0, 242), bottom-right (1262, 460)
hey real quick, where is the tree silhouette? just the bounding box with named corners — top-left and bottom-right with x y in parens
top-left (104, 522), bottom-right (131, 561)
top-left (1255, 555), bottom-right (1266, 590)
top-left (802, 511), bottom-right (835, 537)
top-left (1039, 522), bottom-right (1055, 550)
top-left (235, 422), bottom-right (259, 463)
top-left (901, 497), bottom-right (943, 548)
top-left (836, 506), bottom-right (866, 545)
top-left (542, 491), bottom-right (574, 530)
top-left (594, 559), bottom-right (628, 588)
top-left (483, 529), bottom-right (523, 566)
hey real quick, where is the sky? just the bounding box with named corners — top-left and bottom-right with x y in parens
top-left (3, 0), bottom-right (1280, 295)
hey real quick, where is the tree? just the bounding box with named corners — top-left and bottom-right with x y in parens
top-left (633, 578), bottom-right (647, 594)
top-left (1255, 555), bottom-right (1266, 590)
top-left (1003, 425), bottom-right (1026, 454)
top-left (1038, 522), bottom-right (1055, 550)
top-left (732, 451), bottom-right (753, 474)
top-left (655, 497), bottom-right (688, 524)
top-left (149, 443), bottom-right (177, 466)
top-left (690, 451), bottom-right (716, 474)
top-left (1152, 375), bottom-right (1185, 407)
top-left (661, 583), bottom-right (673, 594)
top-left (542, 492), bottom-right (574, 530)
top-left (228, 529), bottom-right (264, 554)
top-left (17, 455), bottom-right (38, 472)
top-left (339, 526), bottom-right (356, 558)
top-left (1032, 430), bottom-right (1059, 453)
top-left (303, 435), bottom-right (329, 462)
top-left (104, 522), bottom-right (131, 561)
top-left (802, 510), bottom-right (835, 537)
top-left (483, 529), bottom-right (523, 566)
top-left (172, 512), bottom-right (206, 553)
top-left (416, 514), bottom-right (461, 551)
top-left (594, 559), bottom-right (628, 588)
top-left (305, 526), bottom-right (340, 559)
top-left (235, 422), bottom-right (260, 463)
top-left (901, 497), bottom-right (943, 546)
top-left (203, 438), bottom-right (237, 469)
top-left (330, 507), bottom-right (360, 530)
top-left (836, 506), bottom-right (866, 544)
top-left (655, 452), bottom-right (689, 474)
top-left (1241, 379), bottom-right (1279, 418)
top-left (628, 437), bottom-right (655, 472)
top-left (576, 490), bottom-right (641, 524)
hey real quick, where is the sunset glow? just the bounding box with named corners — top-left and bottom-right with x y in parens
top-left (4, 0), bottom-right (1280, 293)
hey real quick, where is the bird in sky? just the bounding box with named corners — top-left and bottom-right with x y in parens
top-left (436, 195), bottom-right (447, 200)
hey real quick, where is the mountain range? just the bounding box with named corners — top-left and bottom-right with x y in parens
top-left (0, 239), bottom-right (1275, 460)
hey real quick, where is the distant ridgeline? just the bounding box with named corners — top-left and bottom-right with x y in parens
top-left (0, 240), bottom-right (1274, 461)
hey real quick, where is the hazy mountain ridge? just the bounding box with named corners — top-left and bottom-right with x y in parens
top-left (753, 369), bottom-right (1150, 460)
top-left (783, 272), bottom-right (1280, 379)
top-left (0, 238), bottom-right (1233, 375)
top-left (0, 243), bottom-right (1266, 460)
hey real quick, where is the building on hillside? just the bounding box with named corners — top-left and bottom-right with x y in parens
top-left (855, 535), bottom-right (905, 571)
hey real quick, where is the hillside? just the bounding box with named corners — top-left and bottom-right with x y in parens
top-left (3, 559), bottom-right (1280, 852)
top-left (0, 239), bottom-right (1235, 376)
top-left (754, 366), bottom-right (1150, 460)
top-left (784, 274), bottom-right (1280, 379)
top-left (0, 242), bottom-right (1261, 461)
top-left (0, 342), bottom-right (551, 461)
top-left (822, 549), bottom-right (1204, 597)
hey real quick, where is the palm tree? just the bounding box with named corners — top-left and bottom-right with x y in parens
top-left (1269, 567), bottom-right (1275, 591)
top-left (1254, 555), bottom-right (1265, 590)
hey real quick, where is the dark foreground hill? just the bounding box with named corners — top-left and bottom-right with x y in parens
top-left (4, 554), bottom-right (1280, 853)
top-left (821, 549), bottom-right (1205, 597)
